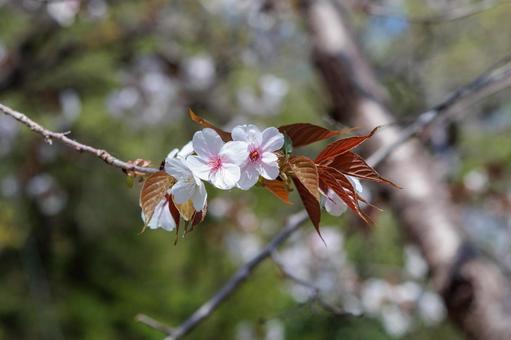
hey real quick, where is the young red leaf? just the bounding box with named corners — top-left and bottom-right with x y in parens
top-left (315, 127), bottom-right (379, 163)
top-left (278, 123), bottom-right (355, 148)
top-left (261, 178), bottom-right (291, 204)
top-left (139, 171), bottom-right (175, 225)
top-left (167, 194), bottom-right (181, 227)
top-left (288, 156), bottom-right (320, 201)
top-left (188, 109), bottom-right (232, 142)
top-left (318, 165), bottom-right (372, 224)
top-left (192, 206), bottom-right (207, 226)
top-left (291, 175), bottom-right (322, 238)
top-left (328, 151), bottom-right (400, 188)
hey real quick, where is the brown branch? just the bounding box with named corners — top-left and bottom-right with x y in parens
top-left (0, 103), bottom-right (159, 174)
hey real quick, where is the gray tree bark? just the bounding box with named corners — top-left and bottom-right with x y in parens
top-left (298, 1), bottom-right (511, 338)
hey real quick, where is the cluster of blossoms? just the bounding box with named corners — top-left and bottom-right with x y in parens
top-left (144, 125), bottom-right (291, 231)
top-left (139, 111), bottom-right (397, 236)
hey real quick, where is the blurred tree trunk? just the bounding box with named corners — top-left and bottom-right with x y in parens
top-left (298, 1), bottom-right (511, 338)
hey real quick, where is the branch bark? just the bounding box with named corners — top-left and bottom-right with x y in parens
top-left (299, 1), bottom-right (511, 338)
top-left (0, 103), bottom-right (159, 174)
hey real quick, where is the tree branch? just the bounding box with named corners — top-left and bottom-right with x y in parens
top-left (0, 103), bottom-right (159, 174)
top-left (149, 211), bottom-right (308, 340)
top-left (354, 0), bottom-right (510, 25)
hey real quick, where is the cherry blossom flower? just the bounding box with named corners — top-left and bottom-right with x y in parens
top-left (165, 141), bottom-right (194, 160)
top-left (322, 177), bottom-right (363, 216)
top-left (142, 198), bottom-right (176, 231)
top-left (187, 128), bottom-right (248, 190)
top-left (231, 124), bottom-right (284, 190)
top-left (165, 157), bottom-right (207, 211)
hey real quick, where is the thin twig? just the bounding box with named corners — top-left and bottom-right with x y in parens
top-left (0, 103), bottom-right (159, 174)
top-left (360, 0), bottom-right (510, 25)
top-left (367, 58), bottom-right (511, 167)
top-left (135, 314), bottom-right (174, 334)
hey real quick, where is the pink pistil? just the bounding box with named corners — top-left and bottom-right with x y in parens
top-left (249, 147), bottom-right (261, 162)
top-left (209, 156), bottom-right (223, 172)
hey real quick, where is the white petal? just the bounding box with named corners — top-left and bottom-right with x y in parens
top-left (186, 156), bottom-right (211, 181)
top-left (170, 180), bottom-right (195, 204)
top-left (191, 182), bottom-right (207, 211)
top-left (165, 158), bottom-right (192, 180)
top-left (177, 141), bottom-right (194, 158)
top-left (231, 124), bottom-right (262, 145)
top-left (257, 160), bottom-right (280, 180)
top-left (220, 141), bottom-right (249, 166)
top-left (349, 176), bottom-right (363, 193)
top-left (324, 189), bottom-right (347, 216)
top-left (261, 127), bottom-right (284, 152)
top-left (210, 163), bottom-right (240, 190)
top-left (145, 199), bottom-right (176, 231)
top-left (238, 166), bottom-right (260, 190)
top-left (261, 152), bottom-right (278, 163)
top-left (192, 128), bottom-right (224, 159)
top-left (165, 148), bottom-right (179, 160)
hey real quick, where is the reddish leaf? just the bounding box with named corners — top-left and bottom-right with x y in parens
top-left (139, 171), bottom-right (175, 225)
top-left (192, 204), bottom-right (207, 226)
top-left (188, 109), bottom-right (231, 142)
top-left (328, 151), bottom-right (400, 188)
top-left (318, 165), bottom-right (372, 224)
top-left (261, 178), bottom-right (291, 204)
top-left (167, 195), bottom-right (181, 227)
top-left (315, 127), bottom-right (380, 163)
top-left (278, 123), bottom-right (355, 148)
top-left (288, 156), bottom-right (320, 201)
top-left (291, 175), bottom-right (322, 237)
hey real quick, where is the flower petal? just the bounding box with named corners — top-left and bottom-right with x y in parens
top-left (261, 127), bottom-right (284, 152)
top-left (261, 151), bottom-right (278, 163)
top-left (146, 199), bottom-right (176, 231)
top-left (257, 160), bottom-right (280, 180)
top-left (165, 158), bottom-right (192, 180)
top-left (177, 141), bottom-right (194, 159)
top-left (165, 148), bottom-right (179, 160)
top-left (220, 141), bottom-right (249, 166)
top-left (349, 176), bottom-right (363, 193)
top-left (170, 180), bottom-right (195, 204)
top-left (231, 124), bottom-right (262, 145)
top-left (238, 166), bottom-right (259, 190)
top-left (191, 181), bottom-right (207, 211)
top-left (210, 163), bottom-right (240, 190)
top-left (324, 189), bottom-right (347, 216)
top-left (186, 156), bottom-right (211, 181)
top-left (192, 128), bottom-right (224, 159)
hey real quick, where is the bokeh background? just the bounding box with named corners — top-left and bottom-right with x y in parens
top-left (1, 0), bottom-right (511, 339)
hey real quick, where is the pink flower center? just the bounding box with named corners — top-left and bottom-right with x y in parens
top-left (249, 147), bottom-right (261, 162)
top-left (209, 156), bottom-right (223, 172)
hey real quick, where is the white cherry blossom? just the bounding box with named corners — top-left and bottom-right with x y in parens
top-left (142, 198), bottom-right (176, 231)
top-left (165, 157), bottom-right (207, 211)
top-left (187, 128), bottom-right (248, 190)
top-left (165, 140), bottom-right (194, 160)
top-left (231, 124), bottom-right (284, 190)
